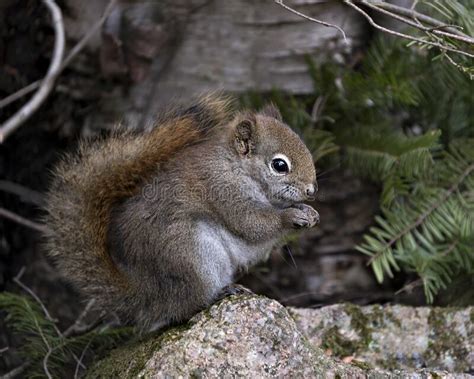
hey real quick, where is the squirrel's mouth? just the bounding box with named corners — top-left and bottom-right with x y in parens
top-left (273, 194), bottom-right (311, 209)
top-left (272, 199), bottom-right (305, 210)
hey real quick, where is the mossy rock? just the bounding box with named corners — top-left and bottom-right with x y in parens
top-left (291, 303), bottom-right (473, 373)
top-left (88, 297), bottom-right (472, 378)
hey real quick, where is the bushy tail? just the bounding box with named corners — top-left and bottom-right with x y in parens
top-left (43, 94), bottom-right (234, 309)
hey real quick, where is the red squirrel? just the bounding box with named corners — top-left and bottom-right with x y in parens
top-left (44, 94), bottom-right (319, 330)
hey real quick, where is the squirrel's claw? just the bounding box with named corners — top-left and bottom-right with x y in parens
top-left (285, 204), bottom-right (320, 229)
top-left (215, 284), bottom-right (253, 301)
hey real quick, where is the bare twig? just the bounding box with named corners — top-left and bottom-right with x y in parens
top-left (0, 273), bottom-right (68, 379)
top-left (0, 82), bottom-right (39, 110)
top-left (426, 24), bottom-right (463, 33)
top-left (13, 269), bottom-right (58, 379)
top-left (0, 180), bottom-right (44, 206)
top-left (74, 338), bottom-right (93, 379)
top-left (69, 313), bottom-right (109, 338)
top-left (0, 0), bottom-right (117, 141)
top-left (274, 0), bottom-right (347, 42)
top-left (368, 1), bottom-right (469, 38)
top-left (362, 1), bottom-right (474, 45)
top-left (343, 1), bottom-right (474, 59)
top-left (395, 279), bottom-right (423, 294)
top-left (0, 0), bottom-right (117, 110)
top-left (0, 0), bottom-right (65, 143)
top-left (444, 52), bottom-right (472, 78)
top-left (63, 299), bottom-right (96, 337)
top-left (61, 0), bottom-right (118, 71)
top-left (16, 275), bottom-right (54, 379)
top-left (365, 0), bottom-right (474, 79)
top-left (13, 268), bottom-right (61, 336)
top-left (42, 347), bottom-right (54, 379)
top-left (0, 207), bottom-right (49, 233)
top-left (0, 362), bottom-right (30, 379)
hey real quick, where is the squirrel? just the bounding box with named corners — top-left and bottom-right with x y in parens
top-left (43, 94), bottom-right (319, 330)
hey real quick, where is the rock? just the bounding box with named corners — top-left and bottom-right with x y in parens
top-left (87, 296), bottom-right (472, 378)
top-left (290, 304), bottom-right (474, 373)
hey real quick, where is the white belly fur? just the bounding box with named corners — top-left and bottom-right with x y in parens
top-left (195, 220), bottom-right (275, 292)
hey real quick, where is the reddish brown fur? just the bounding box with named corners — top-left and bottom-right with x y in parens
top-left (88, 119), bottom-right (204, 285)
top-left (45, 94), bottom-right (233, 297)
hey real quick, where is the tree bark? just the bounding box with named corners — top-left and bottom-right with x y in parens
top-left (63, 0), bottom-right (368, 126)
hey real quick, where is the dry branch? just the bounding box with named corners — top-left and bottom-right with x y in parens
top-left (63, 300), bottom-right (96, 337)
top-left (369, 1), bottom-right (470, 38)
top-left (12, 269), bottom-right (90, 378)
top-left (0, 207), bottom-right (48, 234)
top-left (0, 0), bottom-right (65, 143)
top-left (13, 268), bottom-right (61, 334)
top-left (13, 268), bottom-right (55, 379)
top-left (0, 0), bottom-right (117, 142)
top-left (0, 180), bottom-right (45, 206)
top-left (74, 338), bottom-right (93, 379)
top-left (274, 0), bottom-right (347, 42)
top-left (362, 1), bottom-right (474, 45)
top-left (0, 362), bottom-right (30, 379)
top-left (343, 1), bottom-right (474, 59)
top-left (274, 0), bottom-right (473, 75)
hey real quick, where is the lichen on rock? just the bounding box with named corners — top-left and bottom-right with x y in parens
top-left (291, 303), bottom-right (473, 373)
top-left (88, 296), bottom-right (473, 378)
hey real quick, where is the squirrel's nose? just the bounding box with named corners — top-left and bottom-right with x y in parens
top-left (305, 183), bottom-right (318, 199)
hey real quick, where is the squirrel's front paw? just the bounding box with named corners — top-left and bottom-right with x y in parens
top-left (284, 204), bottom-right (320, 229)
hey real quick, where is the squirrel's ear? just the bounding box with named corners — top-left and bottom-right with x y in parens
top-left (234, 114), bottom-right (257, 156)
top-left (260, 103), bottom-right (282, 121)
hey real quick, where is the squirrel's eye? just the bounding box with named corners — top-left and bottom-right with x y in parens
top-left (269, 154), bottom-right (292, 175)
top-left (271, 158), bottom-right (289, 174)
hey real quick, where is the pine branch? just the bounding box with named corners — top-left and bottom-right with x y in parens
top-left (245, 33), bottom-right (472, 303)
top-left (369, 162), bottom-right (474, 264)
top-left (0, 292), bottom-right (133, 378)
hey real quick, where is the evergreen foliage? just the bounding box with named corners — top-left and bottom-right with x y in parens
top-left (243, 35), bottom-right (473, 303)
top-left (326, 38), bottom-right (474, 303)
top-left (0, 292), bottom-right (133, 378)
top-left (410, 0), bottom-right (474, 78)
top-left (356, 141), bottom-right (474, 302)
